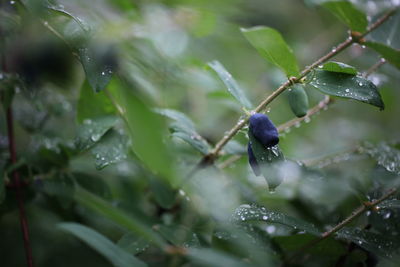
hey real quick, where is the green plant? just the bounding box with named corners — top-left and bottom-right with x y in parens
top-left (1, 0), bottom-right (400, 266)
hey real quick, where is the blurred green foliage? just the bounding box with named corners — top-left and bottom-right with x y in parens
top-left (1, 0), bottom-right (400, 266)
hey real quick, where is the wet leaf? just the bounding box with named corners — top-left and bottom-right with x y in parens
top-left (232, 204), bottom-right (320, 236)
top-left (241, 26), bottom-right (299, 77)
top-left (109, 79), bottom-right (176, 184)
top-left (155, 108), bottom-right (210, 155)
top-left (248, 131), bottom-right (285, 191)
top-left (47, 3), bottom-right (91, 33)
top-left (308, 70), bottom-right (384, 110)
top-left (75, 116), bottom-right (118, 151)
top-left (320, 61), bottom-right (357, 75)
top-left (274, 234), bottom-right (346, 257)
top-left (78, 45), bottom-right (117, 93)
top-left (377, 200), bottom-right (400, 209)
top-left (368, 11), bottom-right (400, 50)
top-left (154, 108), bottom-right (195, 130)
top-left (362, 142), bottom-right (400, 175)
top-left (155, 224), bottom-right (200, 248)
top-left (90, 129), bottom-right (128, 170)
top-left (364, 41), bottom-right (400, 70)
top-left (117, 233), bottom-right (149, 255)
top-left (336, 227), bottom-right (399, 259)
top-left (208, 60), bottom-right (253, 109)
top-left (170, 123), bottom-right (211, 155)
top-left (322, 1), bottom-right (367, 32)
top-left (74, 186), bottom-right (166, 247)
top-left (77, 80), bottom-right (116, 123)
top-left (58, 223), bottom-right (147, 267)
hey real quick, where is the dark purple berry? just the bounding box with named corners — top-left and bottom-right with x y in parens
top-left (249, 113), bottom-right (279, 147)
top-left (248, 143), bottom-right (260, 176)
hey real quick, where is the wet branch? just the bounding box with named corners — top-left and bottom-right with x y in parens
top-left (286, 188), bottom-right (398, 265)
top-left (200, 9), bottom-right (397, 166)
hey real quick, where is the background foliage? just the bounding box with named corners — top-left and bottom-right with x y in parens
top-left (1, 0), bottom-right (400, 266)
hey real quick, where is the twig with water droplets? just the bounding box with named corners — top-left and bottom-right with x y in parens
top-left (200, 9), bottom-right (397, 167)
top-left (285, 188), bottom-right (398, 265)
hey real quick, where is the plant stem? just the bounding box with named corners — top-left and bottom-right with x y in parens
top-left (364, 58), bottom-right (386, 78)
top-left (203, 8), bottom-right (397, 164)
top-left (6, 107), bottom-right (34, 267)
top-left (216, 53), bottom-right (387, 170)
top-left (286, 188), bottom-right (397, 265)
top-left (277, 96), bottom-right (333, 133)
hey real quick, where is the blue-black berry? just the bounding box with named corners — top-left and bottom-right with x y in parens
top-left (248, 113), bottom-right (279, 176)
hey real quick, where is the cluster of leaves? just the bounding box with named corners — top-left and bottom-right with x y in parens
top-left (1, 0), bottom-right (400, 266)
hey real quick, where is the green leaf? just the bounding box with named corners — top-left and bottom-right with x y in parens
top-left (208, 60), bottom-right (253, 109)
top-left (320, 61), bottom-right (357, 75)
top-left (241, 26), bottom-right (299, 77)
top-left (73, 172), bottom-right (112, 199)
top-left (336, 227), bottom-right (399, 259)
top-left (288, 84), bottom-right (309, 118)
top-left (148, 175), bottom-right (176, 209)
top-left (308, 70), bottom-right (384, 110)
top-left (0, 74), bottom-right (16, 111)
top-left (75, 116), bottom-right (118, 151)
top-left (377, 200), bottom-right (400, 209)
top-left (154, 108), bottom-right (195, 130)
top-left (78, 44), bottom-right (117, 92)
top-left (0, 163), bottom-right (5, 205)
top-left (90, 129), bottom-right (128, 170)
top-left (77, 80), bottom-right (116, 123)
top-left (74, 186), bottom-right (166, 247)
top-left (108, 79), bottom-right (176, 184)
top-left (58, 223), bottom-right (147, 267)
top-left (155, 224), bottom-right (200, 247)
top-left (117, 233), bottom-right (149, 255)
top-left (155, 108), bottom-right (211, 155)
top-left (274, 234), bottom-right (346, 257)
top-left (322, 1), bottom-right (368, 32)
top-left (41, 173), bottom-right (75, 209)
top-left (232, 204), bottom-right (321, 236)
top-left (170, 123), bottom-right (211, 155)
top-left (188, 248), bottom-right (252, 267)
top-left (368, 11), bottom-right (400, 49)
top-left (362, 142), bottom-right (400, 175)
top-left (365, 41), bottom-right (400, 70)
top-left (248, 131), bottom-right (285, 191)
top-left (46, 3), bottom-right (91, 33)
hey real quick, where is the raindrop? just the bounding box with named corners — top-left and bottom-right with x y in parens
top-left (383, 211), bottom-right (391, 219)
top-left (304, 117), bottom-right (311, 123)
top-left (91, 134), bottom-right (101, 142)
top-left (266, 225), bottom-right (276, 234)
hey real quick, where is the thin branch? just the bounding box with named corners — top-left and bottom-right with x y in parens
top-left (218, 54), bottom-right (387, 170)
top-left (364, 58), bottom-right (386, 78)
top-left (286, 188), bottom-right (397, 265)
top-left (277, 96), bottom-right (333, 133)
top-left (203, 9), bottom-right (397, 164)
top-left (6, 108), bottom-right (34, 267)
